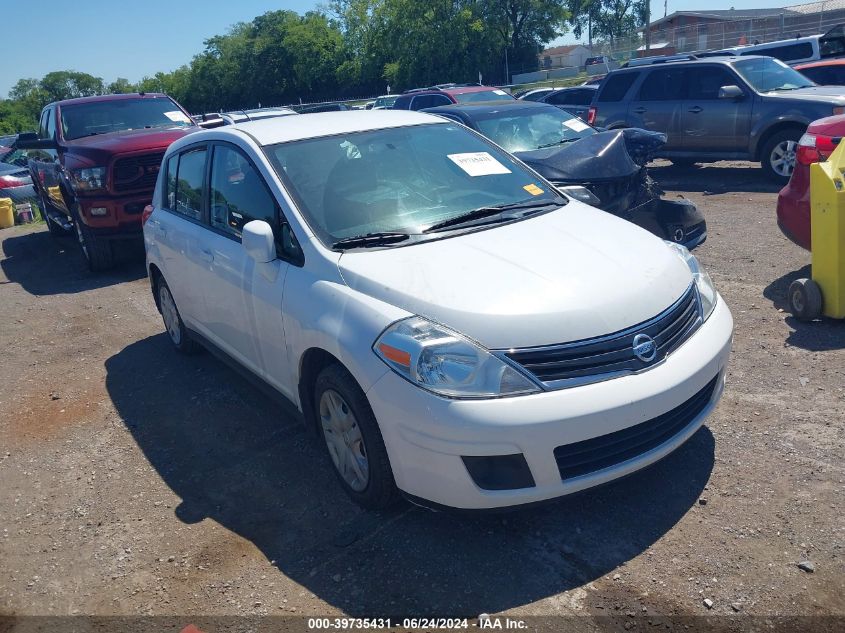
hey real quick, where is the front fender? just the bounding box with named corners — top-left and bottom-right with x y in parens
top-left (749, 115), bottom-right (809, 158)
top-left (283, 271), bottom-right (411, 409)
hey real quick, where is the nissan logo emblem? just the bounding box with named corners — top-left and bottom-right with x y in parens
top-left (632, 333), bottom-right (657, 363)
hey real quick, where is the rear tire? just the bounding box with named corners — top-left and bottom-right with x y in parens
top-left (156, 277), bottom-right (201, 354)
top-left (71, 205), bottom-right (114, 271)
top-left (314, 364), bottom-right (399, 510)
top-left (788, 278), bottom-right (823, 321)
top-left (761, 129), bottom-right (801, 184)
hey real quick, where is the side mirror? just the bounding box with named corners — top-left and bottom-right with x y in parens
top-left (15, 131), bottom-right (60, 150)
top-left (718, 85), bottom-right (744, 100)
top-left (242, 220), bottom-right (276, 263)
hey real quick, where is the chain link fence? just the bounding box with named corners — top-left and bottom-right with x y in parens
top-left (0, 145), bottom-right (41, 231)
top-left (541, 1), bottom-right (845, 70)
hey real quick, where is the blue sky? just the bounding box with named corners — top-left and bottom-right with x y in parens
top-left (2, 0), bottom-right (795, 98)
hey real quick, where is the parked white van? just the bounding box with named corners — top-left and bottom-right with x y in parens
top-left (143, 111), bottom-right (733, 510)
top-left (713, 24), bottom-right (845, 66)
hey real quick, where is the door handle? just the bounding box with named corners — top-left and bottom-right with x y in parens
top-left (199, 249), bottom-right (214, 264)
top-left (688, 106), bottom-right (703, 114)
top-left (633, 107), bottom-right (647, 114)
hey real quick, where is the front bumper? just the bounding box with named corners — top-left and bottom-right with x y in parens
top-left (366, 296), bottom-right (733, 510)
top-left (78, 193), bottom-right (151, 236)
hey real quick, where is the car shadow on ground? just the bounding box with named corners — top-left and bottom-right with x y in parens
top-left (106, 333), bottom-right (716, 616)
top-left (0, 228), bottom-right (145, 296)
top-left (764, 264), bottom-right (845, 351)
top-left (649, 162), bottom-right (782, 195)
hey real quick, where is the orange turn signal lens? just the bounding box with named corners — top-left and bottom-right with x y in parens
top-left (378, 343), bottom-right (411, 367)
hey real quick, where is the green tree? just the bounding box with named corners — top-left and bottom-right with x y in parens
top-left (40, 70), bottom-right (105, 102)
top-left (107, 77), bottom-right (136, 94)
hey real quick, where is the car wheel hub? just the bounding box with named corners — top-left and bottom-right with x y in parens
top-left (771, 140), bottom-right (797, 177)
top-left (319, 389), bottom-right (369, 492)
top-left (159, 286), bottom-right (182, 345)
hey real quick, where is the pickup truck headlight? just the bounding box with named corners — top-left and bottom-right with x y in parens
top-left (666, 241), bottom-right (717, 320)
top-left (374, 317), bottom-right (540, 398)
top-left (69, 166), bottom-right (107, 192)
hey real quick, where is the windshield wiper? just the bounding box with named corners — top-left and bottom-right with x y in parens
top-left (423, 199), bottom-right (560, 233)
top-left (332, 232), bottom-right (410, 249)
top-left (536, 137), bottom-right (580, 149)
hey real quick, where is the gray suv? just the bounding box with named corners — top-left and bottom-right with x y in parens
top-left (588, 56), bottom-right (845, 182)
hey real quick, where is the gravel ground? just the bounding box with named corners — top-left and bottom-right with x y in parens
top-left (0, 162), bottom-right (843, 630)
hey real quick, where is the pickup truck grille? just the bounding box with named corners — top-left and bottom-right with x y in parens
top-left (504, 284), bottom-right (701, 388)
top-left (112, 152), bottom-right (165, 192)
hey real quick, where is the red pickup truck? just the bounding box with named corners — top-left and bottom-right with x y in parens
top-left (18, 93), bottom-right (197, 270)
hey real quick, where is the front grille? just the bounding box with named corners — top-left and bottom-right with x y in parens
top-left (554, 374), bottom-right (719, 480)
top-left (505, 284), bottom-right (701, 388)
top-left (112, 152), bottom-right (164, 192)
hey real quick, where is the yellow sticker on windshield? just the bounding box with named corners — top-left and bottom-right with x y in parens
top-left (523, 183), bottom-right (544, 196)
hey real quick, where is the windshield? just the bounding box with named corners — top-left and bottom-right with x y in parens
top-left (265, 123), bottom-right (563, 246)
top-left (453, 90), bottom-right (514, 104)
top-left (60, 97), bottom-right (195, 140)
top-left (474, 108), bottom-right (596, 153)
top-left (733, 57), bottom-right (815, 92)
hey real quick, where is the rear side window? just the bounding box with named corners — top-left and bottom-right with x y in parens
top-left (548, 90), bottom-right (593, 105)
top-left (209, 145), bottom-right (278, 238)
top-left (801, 65), bottom-right (845, 85)
top-left (686, 67), bottom-right (741, 100)
top-left (741, 42), bottom-right (813, 63)
top-left (174, 147), bottom-right (206, 221)
top-left (597, 73), bottom-right (637, 102)
top-left (392, 95), bottom-right (412, 110)
top-left (411, 94), bottom-right (452, 110)
top-left (637, 69), bottom-right (686, 100)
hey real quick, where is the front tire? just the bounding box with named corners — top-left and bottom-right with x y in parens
top-left (71, 205), bottom-right (114, 271)
top-left (314, 364), bottom-right (399, 509)
top-left (157, 278), bottom-right (201, 354)
top-left (762, 130), bottom-right (801, 184)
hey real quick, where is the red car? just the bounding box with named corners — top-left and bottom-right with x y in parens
top-left (392, 84), bottom-right (514, 110)
top-left (776, 114), bottom-right (845, 250)
top-left (794, 59), bottom-right (845, 86)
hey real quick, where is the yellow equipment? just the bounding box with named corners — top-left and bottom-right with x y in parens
top-left (0, 198), bottom-right (14, 229)
top-left (789, 139), bottom-right (845, 320)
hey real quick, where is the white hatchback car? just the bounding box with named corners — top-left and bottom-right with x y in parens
top-left (143, 110), bottom-right (733, 510)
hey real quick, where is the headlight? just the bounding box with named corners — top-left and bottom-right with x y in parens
top-left (666, 241), bottom-right (717, 320)
top-left (374, 317), bottom-right (540, 398)
top-left (69, 166), bottom-right (107, 192)
top-left (554, 184), bottom-right (601, 206)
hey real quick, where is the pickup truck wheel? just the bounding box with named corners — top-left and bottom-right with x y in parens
top-left (157, 278), bottom-right (200, 354)
top-left (762, 130), bottom-right (800, 183)
top-left (71, 207), bottom-right (114, 271)
top-left (314, 364), bottom-right (400, 510)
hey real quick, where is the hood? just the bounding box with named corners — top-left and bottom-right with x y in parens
top-left (337, 202), bottom-right (692, 349)
top-left (762, 85), bottom-right (845, 104)
top-left (515, 129), bottom-right (665, 183)
top-left (62, 126), bottom-right (197, 167)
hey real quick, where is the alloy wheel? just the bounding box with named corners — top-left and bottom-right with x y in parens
top-left (770, 140), bottom-right (797, 178)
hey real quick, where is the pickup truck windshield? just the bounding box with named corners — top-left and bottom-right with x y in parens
top-left (265, 123), bottom-right (563, 246)
top-left (60, 98), bottom-right (195, 140)
top-left (734, 57), bottom-right (815, 92)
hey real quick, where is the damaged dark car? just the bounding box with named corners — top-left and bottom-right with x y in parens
top-left (423, 101), bottom-right (706, 249)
